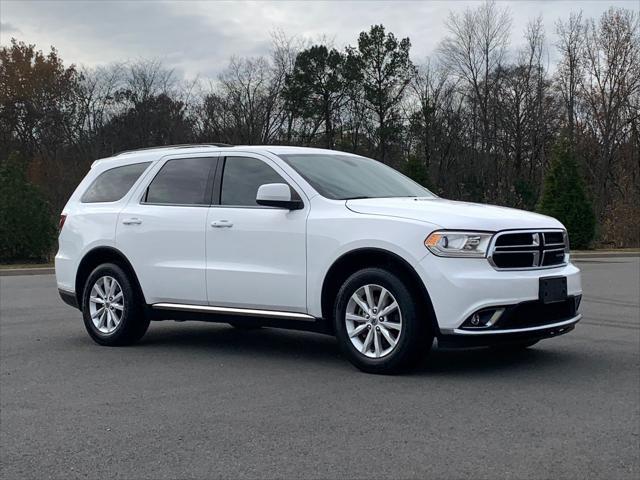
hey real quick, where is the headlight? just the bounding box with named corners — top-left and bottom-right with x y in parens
top-left (424, 231), bottom-right (493, 258)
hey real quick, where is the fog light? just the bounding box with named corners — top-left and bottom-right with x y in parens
top-left (461, 308), bottom-right (505, 329)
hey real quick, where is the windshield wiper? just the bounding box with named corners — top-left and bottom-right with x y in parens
top-left (343, 195), bottom-right (420, 200)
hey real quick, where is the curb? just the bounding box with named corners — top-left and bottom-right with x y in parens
top-left (0, 267), bottom-right (55, 276)
top-left (571, 252), bottom-right (639, 259)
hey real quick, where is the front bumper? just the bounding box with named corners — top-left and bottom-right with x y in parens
top-left (416, 255), bottom-right (582, 331)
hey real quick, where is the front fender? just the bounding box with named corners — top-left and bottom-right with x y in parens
top-left (306, 202), bottom-right (439, 317)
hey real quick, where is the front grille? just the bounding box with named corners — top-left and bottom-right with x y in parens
top-left (489, 230), bottom-right (568, 270)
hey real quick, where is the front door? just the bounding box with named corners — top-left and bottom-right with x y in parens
top-left (205, 154), bottom-right (307, 313)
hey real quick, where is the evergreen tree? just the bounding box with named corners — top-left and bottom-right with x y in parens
top-left (402, 156), bottom-right (431, 189)
top-left (538, 138), bottom-right (595, 249)
top-left (283, 45), bottom-right (347, 149)
top-left (0, 153), bottom-right (57, 262)
top-left (347, 25), bottom-right (415, 163)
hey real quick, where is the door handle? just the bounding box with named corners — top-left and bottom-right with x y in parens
top-left (122, 218), bottom-right (142, 225)
top-left (211, 220), bottom-right (233, 228)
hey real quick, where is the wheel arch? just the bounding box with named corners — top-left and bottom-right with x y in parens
top-left (320, 247), bottom-right (439, 335)
top-left (75, 246), bottom-right (146, 308)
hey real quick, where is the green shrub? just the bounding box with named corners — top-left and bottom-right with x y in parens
top-left (537, 138), bottom-right (595, 249)
top-left (0, 153), bottom-right (57, 262)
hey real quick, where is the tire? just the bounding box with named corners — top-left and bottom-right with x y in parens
top-left (334, 267), bottom-right (433, 374)
top-left (82, 263), bottom-right (150, 346)
top-left (228, 320), bottom-right (263, 330)
top-left (490, 340), bottom-right (539, 352)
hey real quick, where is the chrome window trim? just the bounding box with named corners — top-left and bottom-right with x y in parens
top-left (138, 155), bottom-right (218, 207)
top-left (218, 154), bottom-right (305, 209)
top-left (140, 202), bottom-right (211, 208)
top-left (81, 161), bottom-right (153, 204)
top-left (487, 228), bottom-right (569, 271)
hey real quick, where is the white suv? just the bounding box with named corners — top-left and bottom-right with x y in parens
top-left (56, 145), bottom-right (582, 373)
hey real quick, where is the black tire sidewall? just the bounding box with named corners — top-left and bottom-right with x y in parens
top-left (82, 263), bottom-right (146, 346)
top-left (334, 268), bottom-right (431, 374)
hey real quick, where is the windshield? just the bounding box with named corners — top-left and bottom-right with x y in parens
top-left (279, 154), bottom-right (435, 200)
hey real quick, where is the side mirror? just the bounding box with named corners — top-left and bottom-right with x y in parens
top-left (256, 183), bottom-right (303, 210)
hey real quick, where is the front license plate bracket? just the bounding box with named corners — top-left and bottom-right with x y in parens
top-left (539, 276), bottom-right (568, 304)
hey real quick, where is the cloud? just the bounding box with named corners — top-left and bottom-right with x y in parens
top-left (1, 21), bottom-right (21, 37)
top-left (1, 0), bottom-right (633, 79)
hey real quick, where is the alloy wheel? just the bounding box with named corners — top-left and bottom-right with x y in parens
top-left (345, 284), bottom-right (402, 358)
top-left (89, 276), bottom-right (124, 334)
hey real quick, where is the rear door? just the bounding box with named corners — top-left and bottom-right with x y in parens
top-left (117, 154), bottom-right (218, 305)
top-left (205, 154), bottom-right (308, 313)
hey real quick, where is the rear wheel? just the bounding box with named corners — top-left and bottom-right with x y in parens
top-left (334, 268), bottom-right (432, 374)
top-left (82, 263), bottom-right (149, 346)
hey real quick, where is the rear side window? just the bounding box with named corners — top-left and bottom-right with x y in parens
top-left (145, 157), bottom-right (215, 205)
top-left (221, 156), bottom-right (286, 206)
top-left (81, 162), bottom-right (151, 203)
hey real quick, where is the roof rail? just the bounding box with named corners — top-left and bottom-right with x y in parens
top-left (115, 143), bottom-right (232, 156)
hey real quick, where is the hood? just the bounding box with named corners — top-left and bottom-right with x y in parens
top-left (346, 197), bottom-right (563, 231)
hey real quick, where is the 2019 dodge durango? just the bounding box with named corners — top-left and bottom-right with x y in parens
top-left (56, 144), bottom-right (582, 373)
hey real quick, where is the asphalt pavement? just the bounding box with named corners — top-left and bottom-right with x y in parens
top-left (1, 258), bottom-right (639, 479)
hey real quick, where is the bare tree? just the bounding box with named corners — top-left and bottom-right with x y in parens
top-left (75, 64), bottom-right (124, 156)
top-left (580, 7), bottom-right (640, 217)
top-left (409, 59), bottom-right (460, 182)
top-left (207, 56), bottom-right (277, 144)
top-left (441, 0), bottom-right (512, 155)
top-left (555, 11), bottom-right (585, 144)
top-left (497, 16), bottom-right (554, 194)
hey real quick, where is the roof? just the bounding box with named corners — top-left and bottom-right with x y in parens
top-left (91, 145), bottom-right (356, 169)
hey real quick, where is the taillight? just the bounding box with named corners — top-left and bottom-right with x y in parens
top-left (59, 214), bottom-right (67, 231)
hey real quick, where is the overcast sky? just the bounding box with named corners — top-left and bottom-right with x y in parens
top-left (1, 0), bottom-right (636, 78)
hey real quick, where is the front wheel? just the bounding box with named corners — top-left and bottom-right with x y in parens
top-left (334, 268), bottom-right (432, 374)
top-left (82, 263), bottom-right (149, 346)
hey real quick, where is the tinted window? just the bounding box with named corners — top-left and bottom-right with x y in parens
top-left (279, 154), bottom-right (434, 200)
top-left (221, 156), bottom-right (286, 206)
top-left (81, 162), bottom-right (151, 203)
top-left (145, 157), bottom-right (214, 205)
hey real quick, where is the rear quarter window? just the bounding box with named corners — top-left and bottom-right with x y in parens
top-left (81, 162), bottom-right (151, 203)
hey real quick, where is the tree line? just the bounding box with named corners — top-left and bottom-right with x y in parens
top-left (0, 2), bottom-right (638, 260)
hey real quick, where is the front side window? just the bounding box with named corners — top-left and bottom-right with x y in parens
top-left (145, 157), bottom-right (214, 205)
top-left (221, 156), bottom-right (287, 206)
top-left (81, 162), bottom-right (151, 203)
top-left (279, 154), bottom-right (434, 200)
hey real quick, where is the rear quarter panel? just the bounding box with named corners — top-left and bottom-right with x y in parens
top-left (54, 157), bottom-right (158, 293)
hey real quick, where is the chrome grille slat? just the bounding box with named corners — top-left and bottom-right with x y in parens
top-left (488, 229), bottom-right (568, 270)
